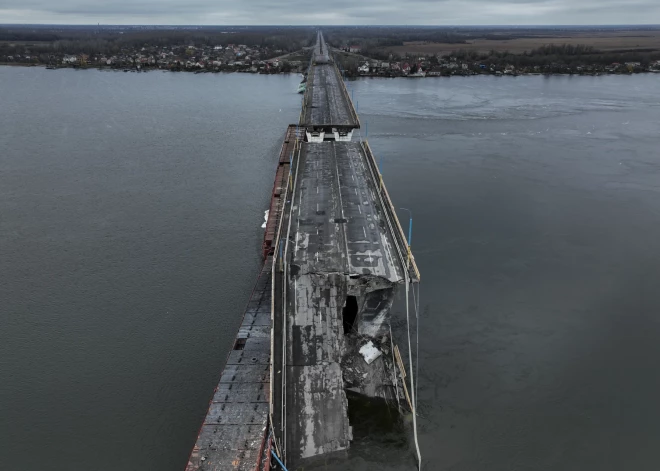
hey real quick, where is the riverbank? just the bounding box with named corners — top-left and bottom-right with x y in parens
top-left (350, 69), bottom-right (660, 79)
top-left (333, 46), bottom-right (660, 80)
top-left (0, 62), bottom-right (307, 74)
top-left (4, 62), bottom-right (659, 79)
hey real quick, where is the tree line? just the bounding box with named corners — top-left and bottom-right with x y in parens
top-left (0, 26), bottom-right (316, 57)
top-left (439, 44), bottom-right (660, 68)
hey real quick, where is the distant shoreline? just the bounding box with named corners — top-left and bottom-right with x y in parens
top-left (4, 61), bottom-right (660, 81)
top-left (3, 62), bottom-right (659, 78)
top-left (349, 70), bottom-right (660, 78)
top-left (0, 62), bottom-right (300, 74)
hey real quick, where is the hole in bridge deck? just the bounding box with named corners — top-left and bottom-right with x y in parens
top-left (343, 295), bottom-right (358, 335)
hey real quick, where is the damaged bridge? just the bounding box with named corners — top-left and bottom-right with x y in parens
top-left (270, 34), bottom-right (419, 469)
top-left (185, 31), bottom-right (419, 471)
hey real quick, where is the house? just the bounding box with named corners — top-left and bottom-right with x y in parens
top-left (358, 63), bottom-right (370, 74)
top-left (402, 62), bottom-right (411, 74)
top-left (349, 45), bottom-right (361, 53)
top-left (62, 55), bottom-right (78, 64)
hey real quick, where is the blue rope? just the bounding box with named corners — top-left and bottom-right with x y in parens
top-left (270, 449), bottom-right (289, 471)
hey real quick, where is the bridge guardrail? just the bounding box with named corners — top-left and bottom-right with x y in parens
top-left (333, 61), bottom-right (361, 128)
top-left (269, 132), bottom-right (303, 461)
top-left (361, 140), bottom-right (420, 282)
top-left (300, 58), bottom-right (314, 126)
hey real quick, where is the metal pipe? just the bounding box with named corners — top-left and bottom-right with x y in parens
top-left (389, 324), bottom-right (401, 412)
top-left (405, 271), bottom-right (422, 470)
top-left (270, 449), bottom-right (290, 471)
top-left (400, 207), bottom-right (413, 247)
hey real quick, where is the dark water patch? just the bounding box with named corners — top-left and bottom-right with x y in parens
top-left (3, 68), bottom-right (660, 471)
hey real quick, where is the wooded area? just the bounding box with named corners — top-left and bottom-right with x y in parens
top-left (0, 25), bottom-right (315, 56)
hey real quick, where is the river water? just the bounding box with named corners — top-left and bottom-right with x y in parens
top-left (2, 68), bottom-right (660, 471)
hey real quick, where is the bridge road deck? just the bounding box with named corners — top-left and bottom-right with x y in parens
top-left (301, 64), bottom-right (359, 128)
top-left (290, 142), bottom-right (404, 279)
top-left (280, 141), bottom-right (406, 468)
top-left (312, 31), bottom-right (330, 64)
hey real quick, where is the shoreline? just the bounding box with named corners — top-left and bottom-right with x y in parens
top-left (349, 70), bottom-right (660, 78)
top-left (2, 62), bottom-right (658, 78)
top-left (0, 62), bottom-right (304, 74)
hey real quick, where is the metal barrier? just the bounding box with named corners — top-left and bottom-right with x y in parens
top-left (269, 134), bottom-right (302, 466)
top-left (361, 140), bottom-right (420, 281)
top-left (333, 61), bottom-right (361, 128)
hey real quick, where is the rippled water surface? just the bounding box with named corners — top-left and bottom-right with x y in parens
top-left (2, 68), bottom-right (660, 471)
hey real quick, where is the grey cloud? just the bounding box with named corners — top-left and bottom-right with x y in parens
top-left (1, 0), bottom-right (659, 24)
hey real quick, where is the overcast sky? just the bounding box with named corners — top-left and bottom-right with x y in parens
top-left (1, 0), bottom-right (659, 25)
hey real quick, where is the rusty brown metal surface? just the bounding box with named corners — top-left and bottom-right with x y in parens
top-left (185, 260), bottom-right (272, 471)
top-left (263, 125), bottom-right (304, 258)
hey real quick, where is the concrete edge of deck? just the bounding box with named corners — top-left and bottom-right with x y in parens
top-left (361, 140), bottom-right (421, 282)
